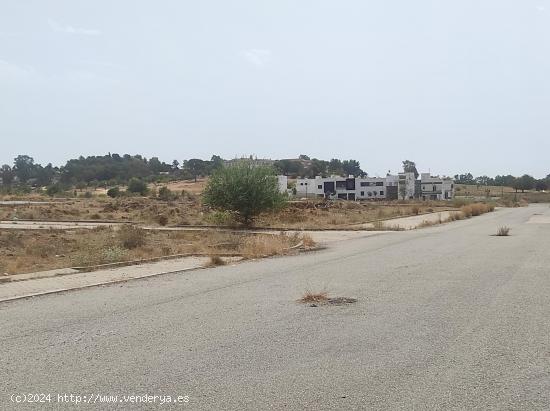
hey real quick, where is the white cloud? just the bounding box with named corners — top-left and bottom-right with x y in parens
top-left (241, 49), bottom-right (272, 67)
top-left (48, 18), bottom-right (101, 36)
top-left (536, 5), bottom-right (546, 12)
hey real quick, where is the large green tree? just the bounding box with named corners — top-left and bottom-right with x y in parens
top-left (328, 159), bottom-right (344, 175)
top-left (13, 155), bottom-right (36, 183)
top-left (183, 159), bottom-right (208, 182)
top-left (342, 159), bottom-right (363, 177)
top-left (1, 165), bottom-right (14, 186)
top-left (203, 163), bottom-right (286, 225)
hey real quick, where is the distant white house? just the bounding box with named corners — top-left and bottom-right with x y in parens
top-left (291, 171), bottom-right (454, 201)
top-left (420, 173), bottom-right (454, 200)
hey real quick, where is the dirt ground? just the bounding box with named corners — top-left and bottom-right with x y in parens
top-left (0, 228), bottom-right (312, 275)
top-left (0, 195), bottom-right (456, 230)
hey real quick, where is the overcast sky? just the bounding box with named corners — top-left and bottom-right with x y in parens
top-left (1, 1), bottom-right (549, 177)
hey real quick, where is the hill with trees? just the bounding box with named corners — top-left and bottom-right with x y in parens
top-left (1, 153), bottom-right (548, 196)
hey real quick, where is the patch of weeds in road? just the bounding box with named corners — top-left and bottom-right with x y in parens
top-left (299, 290), bottom-right (357, 307)
top-left (496, 226), bottom-right (511, 236)
top-left (299, 290), bottom-right (329, 304)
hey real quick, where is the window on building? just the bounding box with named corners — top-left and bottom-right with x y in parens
top-left (317, 185), bottom-right (322, 189)
top-left (375, 182), bottom-right (383, 186)
top-left (335, 181), bottom-right (346, 189)
top-left (360, 182), bottom-right (370, 187)
top-left (360, 191), bottom-right (364, 196)
top-left (380, 191), bottom-right (384, 196)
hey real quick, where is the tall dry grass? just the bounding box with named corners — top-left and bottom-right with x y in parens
top-left (239, 232), bottom-right (315, 258)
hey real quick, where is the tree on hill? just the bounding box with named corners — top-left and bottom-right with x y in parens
top-left (183, 159), bottom-right (208, 182)
top-left (494, 175), bottom-right (516, 187)
top-left (328, 159), bottom-right (344, 175)
top-left (210, 155), bottom-right (224, 172)
top-left (203, 163), bottom-right (286, 226)
top-left (1, 165), bottom-right (15, 186)
top-left (536, 179), bottom-right (548, 191)
top-left (342, 159), bottom-right (363, 177)
top-left (13, 155), bottom-right (36, 183)
top-left (274, 159), bottom-right (301, 177)
top-left (308, 158), bottom-right (329, 178)
top-left (514, 174), bottom-right (535, 193)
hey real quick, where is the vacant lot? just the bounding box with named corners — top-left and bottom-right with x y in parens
top-left (0, 195), bottom-right (456, 230)
top-left (0, 228), bottom-right (313, 275)
top-left (0, 196), bottom-right (205, 226)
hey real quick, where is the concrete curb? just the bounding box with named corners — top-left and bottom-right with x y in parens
top-left (0, 265), bottom-right (206, 303)
top-left (0, 246), bottom-right (323, 303)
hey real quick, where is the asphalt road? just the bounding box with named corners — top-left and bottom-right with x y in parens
top-left (2, 204), bottom-right (549, 410)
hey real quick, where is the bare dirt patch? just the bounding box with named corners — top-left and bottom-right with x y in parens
top-left (0, 228), bottom-right (314, 275)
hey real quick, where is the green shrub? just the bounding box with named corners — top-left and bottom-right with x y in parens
top-left (127, 178), bottom-right (148, 196)
top-left (158, 186), bottom-right (175, 201)
top-left (107, 187), bottom-right (121, 198)
top-left (203, 163), bottom-right (287, 225)
top-left (46, 184), bottom-right (62, 197)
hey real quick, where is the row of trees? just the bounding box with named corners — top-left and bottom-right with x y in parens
top-left (454, 172), bottom-right (550, 192)
top-left (0, 154), bottom-right (368, 188)
top-left (2, 153), bottom-right (548, 194)
top-left (0, 154), bottom-right (227, 189)
top-left (273, 156), bottom-right (364, 178)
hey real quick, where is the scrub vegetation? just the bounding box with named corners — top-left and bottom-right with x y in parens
top-left (0, 228), bottom-right (315, 275)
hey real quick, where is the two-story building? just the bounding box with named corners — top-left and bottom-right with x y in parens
top-left (293, 172), bottom-right (417, 200)
top-left (419, 173), bottom-right (454, 200)
top-left (292, 171), bottom-right (454, 201)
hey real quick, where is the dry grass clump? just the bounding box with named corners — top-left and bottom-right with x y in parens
top-left (207, 255), bottom-right (226, 266)
top-left (239, 232), bottom-right (314, 258)
top-left (117, 225), bottom-right (147, 249)
top-left (460, 203), bottom-right (494, 218)
top-left (446, 212), bottom-right (465, 222)
top-left (496, 226), bottom-right (510, 236)
top-left (417, 203), bottom-right (494, 229)
top-left (417, 219), bottom-right (438, 228)
top-left (299, 290), bottom-right (329, 304)
top-left (300, 233), bottom-right (316, 248)
top-left (239, 234), bottom-right (292, 258)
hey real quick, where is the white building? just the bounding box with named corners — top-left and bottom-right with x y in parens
top-left (277, 175), bottom-right (288, 194)
top-left (294, 172), bottom-right (416, 200)
top-left (420, 173), bottom-right (454, 200)
top-left (292, 171), bottom-right (453, 201)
